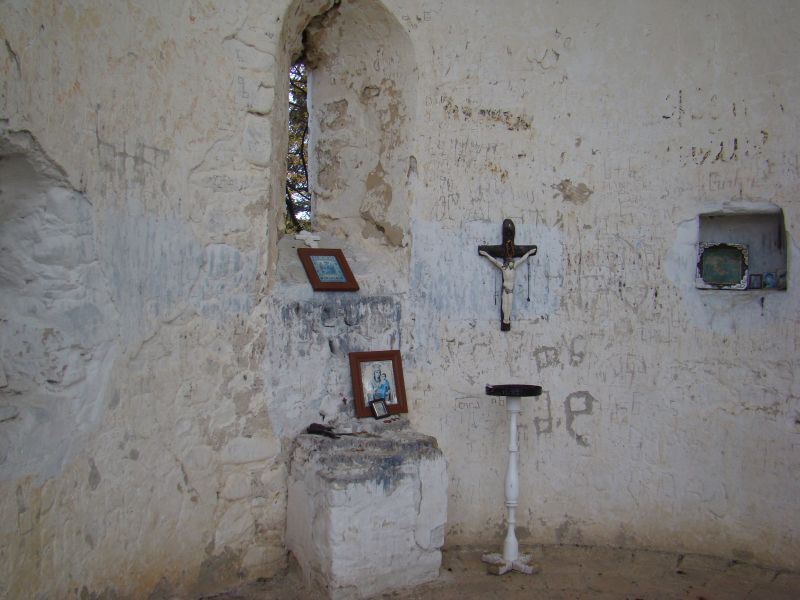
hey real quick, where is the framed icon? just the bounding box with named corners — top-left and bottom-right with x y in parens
top-left (695, 242), bottom-right (749, 290)
top-left (297, 248), bottom-right (359, 292)
top-left (349, 350), bottom-right (408, 418)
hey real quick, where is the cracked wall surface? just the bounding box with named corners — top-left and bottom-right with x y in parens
top-left (0, 0), bottom-right (799, 598)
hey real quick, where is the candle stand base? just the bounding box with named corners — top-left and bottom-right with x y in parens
top-left (481, 552), bottom-right (536, 575)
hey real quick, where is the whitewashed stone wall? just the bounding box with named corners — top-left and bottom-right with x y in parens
top-left (286, 428), bottom-right (447, 599)
top-left (0, 2), bottom-right (296, 598)
top-left (0, 0), bottom-right (798, 598)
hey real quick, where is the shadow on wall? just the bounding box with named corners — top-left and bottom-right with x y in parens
top-left (0, 129), bottom-right (119, 481)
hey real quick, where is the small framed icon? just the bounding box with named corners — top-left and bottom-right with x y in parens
top-left (370, 399), bottom-right (390, 419)
top-left (348, 350), bottom-right (408, 418)
top-left (297, 248), bottom-right (359, 292)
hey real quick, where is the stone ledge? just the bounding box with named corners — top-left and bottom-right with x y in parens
top-left (286, 423), bottom-right (447, 600)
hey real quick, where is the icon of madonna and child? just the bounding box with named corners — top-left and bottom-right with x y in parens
top-left (362, 361), bottom-right (396, 406)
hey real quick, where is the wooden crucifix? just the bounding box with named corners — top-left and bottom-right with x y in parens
top-left (478, 219), bottom-right (538, 331)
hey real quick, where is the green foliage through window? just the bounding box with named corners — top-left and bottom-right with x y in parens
top-left (286, 60), bottom-right (310, 232)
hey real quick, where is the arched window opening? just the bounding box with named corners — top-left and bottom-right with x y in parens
top-left (286, 58), bottom-right (310, 232)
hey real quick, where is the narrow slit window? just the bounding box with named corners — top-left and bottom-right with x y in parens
top-left (286, 58), bottom-right (310, 232)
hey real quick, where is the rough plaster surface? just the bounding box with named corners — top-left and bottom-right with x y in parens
top-left (286, 426), bottom-right (447, 599)
top-left (0, 0), bottom-right (798, 598)
top-left (1, 2), bottom-right (288, 598)
top-left (0, 131), bottom-right (119, 481)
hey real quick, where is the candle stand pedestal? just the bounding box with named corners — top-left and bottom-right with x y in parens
top-left (481, 384), bottom-right (542, 575)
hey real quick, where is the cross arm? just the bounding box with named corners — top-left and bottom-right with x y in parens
top-left (478, 244), bottom-right (538, 259)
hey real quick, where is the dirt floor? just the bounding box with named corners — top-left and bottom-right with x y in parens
top-left (202, 544), bottom-right (800, 600)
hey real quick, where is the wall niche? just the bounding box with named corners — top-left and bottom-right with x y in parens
top-left (305, 0), bottom-right (416, 250)
top-left (696, 210), bottom-right (787, 291)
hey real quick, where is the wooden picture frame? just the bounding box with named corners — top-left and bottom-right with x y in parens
top-left (297, 248), bottom-right (359, 292)
top-left (349, 350), bottom-right (408, 418)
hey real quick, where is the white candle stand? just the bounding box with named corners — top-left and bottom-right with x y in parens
top-left (481, 384), bottom-right (542, 575)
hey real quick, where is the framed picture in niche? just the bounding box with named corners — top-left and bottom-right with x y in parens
top-left (370, 399), bottom-right (390, 419)
top-left (297, 248), bottom-right (359, 292)
top-left (695, 242), bottom-right (749, 290)
top-left (349, 350), bottom-right (408, 418)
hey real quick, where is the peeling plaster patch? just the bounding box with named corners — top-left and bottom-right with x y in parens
top-left (365, 162), bottom-right (391, 208)
top-left (441, 96), bottom-right (532, 131)
top-left (486, 161), bottom-right (508, 182)
top-left (362, 161), bottom-right (404, 246)
top-left (553, 179), bottom-right (593, 203)
top-left (314, 142), bottom-right (343, 195)
top-left (302, 2), bottom-right (343, 70)
top-left (361, 85), bottom-right (380, 101)
top-left (361, 215), bottom-right (405, 247)
top-left (321, 99), bottom-right (349, 131)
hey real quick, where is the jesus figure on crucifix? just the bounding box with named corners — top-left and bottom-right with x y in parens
top-left (478, 219), bottom-right (538, 331)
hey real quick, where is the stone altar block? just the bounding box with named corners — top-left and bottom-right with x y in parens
top-left (286, 421), bottom-right (447, 599)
